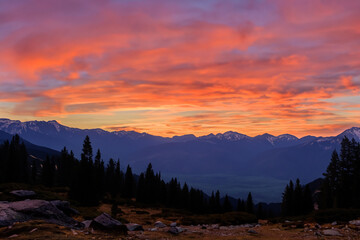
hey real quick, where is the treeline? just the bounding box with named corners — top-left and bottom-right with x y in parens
top-left (281, 136), bottom-right (360, 216)
top-left (0, 135), bottom-right (255, 215)
top-left (0, 135), bottom-right (28, 183)
top-left (281, 179), bottom-right (313, 216)
top-left (321, 136), bottom-right (360, 209)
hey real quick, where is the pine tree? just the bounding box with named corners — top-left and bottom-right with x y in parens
top-left (293, 179), bottom-right (303, 215)
top-left (281, 180), bottom-right (294, 216)
top-left (323, 150), bottom-right (340, 208)
top-left (338, 136), bottom-right (353, 208)
top-left (181, 183), bottom-right (189, 209)
top-left (223, 194), bottom-right (233, 212)
top-left (124, 165), bottom-right (134, 198)
top-left (106, 158), bottom-right (116, 197)
top-left (215, 190), bottom-right (221, 213)
top-left (42, 156), bottom-right (54, 187)
top-left (246, 192), bottom-right (254, 214)
top-left (136, 173), bottom-right (146, 202)
top-left (209, 191), bottom-right (216, 212)
top-left (236, 198), bottom-right (243, 212)
top-left (303, 184), bottom-right (313, 213)
top-left (71, 136), bottom-right (98, 205)
top-left (257, 203), bottom-right (264, 219)
top-left (94, 149), bottom-right (105, 201)
top-left (114, 159), bottom-right (123, 196)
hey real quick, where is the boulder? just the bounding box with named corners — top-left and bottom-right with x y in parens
top-left (168, 226), bottom-right (184, 234)
top-left (51, 200), bottom-right (79, 215)
top-left (92, 213), bottom-right (127, 233)
top-left (349, 220), bottom-right (360, 226)
top-left (154, 221), bottom-right (166, 228)
top-left (0, 203), bottom-right (27, 227)
top-left (126, 223), bottom-right (144, 231)
top-left (322, 229), bottom-right (342, 236)
top-left (248, 229), bottom-right (258, 234)
top-left (10, 190), bottom-right (36, 197)
top-left (0, 199), bottom-right (82, 228)
top-left (170, 222), bottom-right (177, 227)
top-left (82, 220), bottom-right (93, 229)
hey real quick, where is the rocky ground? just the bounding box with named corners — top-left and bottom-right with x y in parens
top-left (1, 189), bottom-right (360, 239)
top-left (2, 219), bottom-right (360, 239)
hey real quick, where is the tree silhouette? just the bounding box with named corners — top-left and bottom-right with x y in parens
top-left (246, 192), bottom-right (254, 214)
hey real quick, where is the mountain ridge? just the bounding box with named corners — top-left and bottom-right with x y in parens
top-left (0, 118), bottom-right (323, 140)
top-left (1, 118), bottom-right (359, 202)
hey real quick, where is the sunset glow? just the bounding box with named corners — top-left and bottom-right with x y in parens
top-left (1, 0), bottom-right (360, 137)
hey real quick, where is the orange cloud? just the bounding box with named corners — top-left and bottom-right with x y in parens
top-left (0, 0), bottom-right (360, 137)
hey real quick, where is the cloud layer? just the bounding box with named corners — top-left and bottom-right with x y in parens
top-left (0, 0), bottom-right (360, 137)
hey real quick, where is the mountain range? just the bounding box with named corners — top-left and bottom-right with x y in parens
top-left (0, 118), bottom-right (359, 202)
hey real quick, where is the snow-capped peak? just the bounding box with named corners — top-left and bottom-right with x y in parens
top-left (48, 120), bottom-right (61, 132)
top-left (338, 127), bottom-right (360, 141)
top-left (0, 119), bottom-right (19, 128)
top-left (277, 134), bottom-right (298, 141)
top-left (112, 130), bottom-right (149, 140)
top-left (215, 131), bottom-right (249, 141)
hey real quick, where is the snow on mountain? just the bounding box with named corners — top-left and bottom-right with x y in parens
top-left (277, 134), bottom-right (298, 141)
top-left (172, 134), bottom-right (196, 142)
top-left (254, 133), bottom-right (276, 145)
top-left (338, 127), bottom-right (360, 141)
top-left (48, 120), bottom-right (61, 132)
top-left (112, 130), bottom-right (150, 140)
top-left (215, 131), bottom-right (250, 141)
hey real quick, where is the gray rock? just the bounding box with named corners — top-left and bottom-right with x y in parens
top-left (0, 199), bottom-right (82, 228)
top-left (170, 222), bottom-right (177, 227)
top-left (248, 229), bottom-right (258, 234)
top-left (168, 226), bottom-right (184, 234)
top-left (93, 213), bottom-right (121, 228)
top-left (51, 200), bottom-right (79, 215)
top-left (239, 224), bottom-right (255, 228)
top-left (322, 229), bottom-right (342, 236)
top-left (10, 190), bottom-right (36, 197)
top-left (349, 220), bottom-right (360, 226)
top-left (154, 221), bottom-right (166, 228)
top-left (126, 223), bottom-right (144, 231)
top-left (331, 221), bottom-right (337, 226)
top-left (210, 224), bottom-right (219, 229)
top-left (92, 212), bottom-right (127, 233)
top-left (0, 203), bottom-right (27, 227)
top-left (82, 220), bottom-right (93, 229)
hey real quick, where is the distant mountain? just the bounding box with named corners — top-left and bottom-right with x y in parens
top-left (0, 130), bottom-right (59, 161)
top-left (0, 118), bottom-right (359, 202)
top-left (0, 118), bottom-right (169, 161)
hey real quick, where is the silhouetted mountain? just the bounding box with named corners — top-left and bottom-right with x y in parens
top-left (1, 118), bottom-right (359, 202)
top-left (0, 130), bottom-right (59, 161)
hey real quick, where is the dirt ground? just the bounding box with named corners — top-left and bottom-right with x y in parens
top-left (1, 203), bottom-right (360, 239)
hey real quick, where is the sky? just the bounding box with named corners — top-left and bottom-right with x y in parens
top-left (0, 0), bottom-right (360, 137)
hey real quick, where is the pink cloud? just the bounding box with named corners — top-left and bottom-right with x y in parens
top-left (0, 0), bottom-right (359, 137)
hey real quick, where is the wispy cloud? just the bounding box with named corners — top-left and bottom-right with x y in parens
top-left (0, 0), bottom-right (360, 137)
